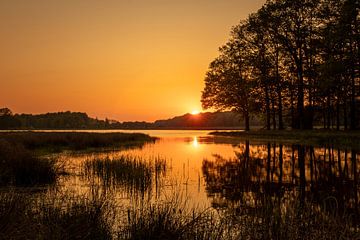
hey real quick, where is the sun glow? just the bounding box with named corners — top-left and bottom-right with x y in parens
top-left (191, 110), bottom-right (200, 115)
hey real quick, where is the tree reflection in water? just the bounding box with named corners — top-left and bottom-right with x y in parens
top-left (202, 141), bottom-right (359, 227)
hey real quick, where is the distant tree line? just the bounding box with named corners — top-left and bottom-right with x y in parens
top-left (0, 108), bottom-right (114, 129)
top-left (0, 108), bottom-right (258, 130)
top-left (202, 0), bottom-right (359, 131)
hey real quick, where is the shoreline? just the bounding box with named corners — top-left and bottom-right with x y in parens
top-left (210, 129), bottom-right (360, 150)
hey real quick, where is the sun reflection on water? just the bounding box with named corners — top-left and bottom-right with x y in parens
top-left (192, 136), bottom-right (199, 148)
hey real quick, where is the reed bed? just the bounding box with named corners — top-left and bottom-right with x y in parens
top-left (84, 155), bottom-right (167, 194)
top-left (119, 199), bottom-right (225, 240)
top-left (0, 190), bottom-right (114, 240)
top-left (0, 132), bottom-right (155, 151)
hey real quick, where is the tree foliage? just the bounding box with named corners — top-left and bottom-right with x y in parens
top-left (201, 0), bottom-right (359, 130)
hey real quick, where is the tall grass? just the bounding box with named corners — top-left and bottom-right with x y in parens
top-left (118, 195), bottom-right (228, 240)
top-left (0, 140), bottom-right (59, 186)
top-left (84, 155), bottom-right (166, 194)
top-left (0, 190), bottom-right (114, 240)
top-left (0, 190), bottom-right (358, 239)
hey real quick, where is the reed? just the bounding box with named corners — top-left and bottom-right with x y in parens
top-left (84, 155), bottom-right (166, 194)
top-left (0, 190), bottom-right (114, 240)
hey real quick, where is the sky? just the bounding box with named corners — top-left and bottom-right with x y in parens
top-left (0, 0), bottom-right (265, 121)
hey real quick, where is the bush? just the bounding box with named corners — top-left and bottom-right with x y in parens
top-left (0, 140), bottom-right (58, 186)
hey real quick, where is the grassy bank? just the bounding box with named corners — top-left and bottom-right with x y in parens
top-left (0, 132), bottom-right (155, 151)
top-left (0, 140), bottom-right (59, 186)
top-left (210, 130), bottom-right (360, 150)
top-left (0, 132), bottom-right (155, 186)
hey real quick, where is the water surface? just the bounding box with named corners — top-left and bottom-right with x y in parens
top-left (50, 130), bottom-right (359, 220)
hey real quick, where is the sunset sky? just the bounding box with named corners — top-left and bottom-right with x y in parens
top-left (1, 0), bottom-right (265, 121)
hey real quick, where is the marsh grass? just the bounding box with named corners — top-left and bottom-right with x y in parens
top-left (118, 195), bottom-right (228, 240)
top-left (0, 190), bottom-right (114, 240)
top-left (0, 132), bottom-right (155, 151)
top-left (35, 190), bottom-right (114, 240)
top-left (0, 188), bottom-right (358, 240)
top-left (84, 155), bottom-right (167, 194)
top-left (0, 131), bottom-right (155, 186)
top-left (0, 140), bottom-right (60, 186)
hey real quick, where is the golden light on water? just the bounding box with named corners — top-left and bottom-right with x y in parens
top-left (192, 136), bottom-right (199, 148)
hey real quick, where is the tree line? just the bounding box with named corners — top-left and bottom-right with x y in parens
top-left (201, 0), bottom-right (359, 131)
top-left (0, 108), bottom-right (113, 129)
top-left (0, 108), bottom-right (264, 130)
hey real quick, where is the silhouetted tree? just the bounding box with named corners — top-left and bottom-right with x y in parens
top-left (201, 23), bottom-right (258, 131)
top-left (202, 0), bottom-right (359, 130)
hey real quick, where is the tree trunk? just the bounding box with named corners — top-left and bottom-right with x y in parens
top-left (244, 111), bottom-right (250, 131)
top-left (275, 49), bottom-right (284, 130)
top-left (271, 97), bottom-right (277, 130)
top-left (265, 84), bottom-right (271, 130)
top-left (350, 71), bottom-right (357, 130)
top-left (290, 88), bottom-right (296, 129)
top-left (344, 97), bottom-right (348, 130)
top-left (327, 96), bottom-right (331, 129)
top-left (297, 59), bottom-right (305, 130)
top-left (336, 99), bottom-right (340, 130)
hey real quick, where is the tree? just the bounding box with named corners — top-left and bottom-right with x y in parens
top-left (203, 0), bottom-right (358, 130)
top-left (201, 24), bottom-right (256, 131)
top-left (258, 0), bottom-right (322, 129)
top-left (0, 108), bottom-right (12, 116)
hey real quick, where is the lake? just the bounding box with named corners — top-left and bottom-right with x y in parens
top-left (47, 130), bottom-right (359, 218)
top-left (1, 129), bottom-right (359, 239)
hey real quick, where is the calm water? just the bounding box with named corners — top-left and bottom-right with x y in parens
top-left (50, 130), bottom-right (359, 218)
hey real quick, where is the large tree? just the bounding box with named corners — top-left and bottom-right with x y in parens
top-left (202, 0), bottom-right (359, 130)
top-left (201, 23), bottom-right (256, 131)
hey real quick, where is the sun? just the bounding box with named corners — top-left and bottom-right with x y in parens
top-left (191, 110), bottom-right (200, 115)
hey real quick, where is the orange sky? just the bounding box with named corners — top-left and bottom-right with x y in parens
top-left (0, 0), bottom-right (265, 121)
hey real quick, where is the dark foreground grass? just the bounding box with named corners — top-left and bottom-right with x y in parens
top-left (0, 190), bottom-right (113, 240)
top-left (0, 140), bottom-right (59, 186)
top-left (119, 199), bottom-right (226, 240)
top-left (211, 129), bottom-right (360, 150)
top-left (0, 131), bottom-right (155, 151)
top-left (120, 196), bottom-right (359, 240)
top-left (0, 190), bottom-right (358, 240)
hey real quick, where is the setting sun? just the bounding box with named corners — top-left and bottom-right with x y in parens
top-left (191, 110), bottom-right (200, 115)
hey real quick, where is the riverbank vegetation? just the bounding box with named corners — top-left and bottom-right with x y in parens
top-left (202, 0), bottom-right (359, 131)
top-left (0, 132), bottom-right (154, 186)
top-left (0, 140), bottom-right (59, 186)
top-left (211, 129), bottom-right (360, 149)
top-left (0, 132), bottom-right (155, 151)
top-left (0, 189), bottom-right (358, 240)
